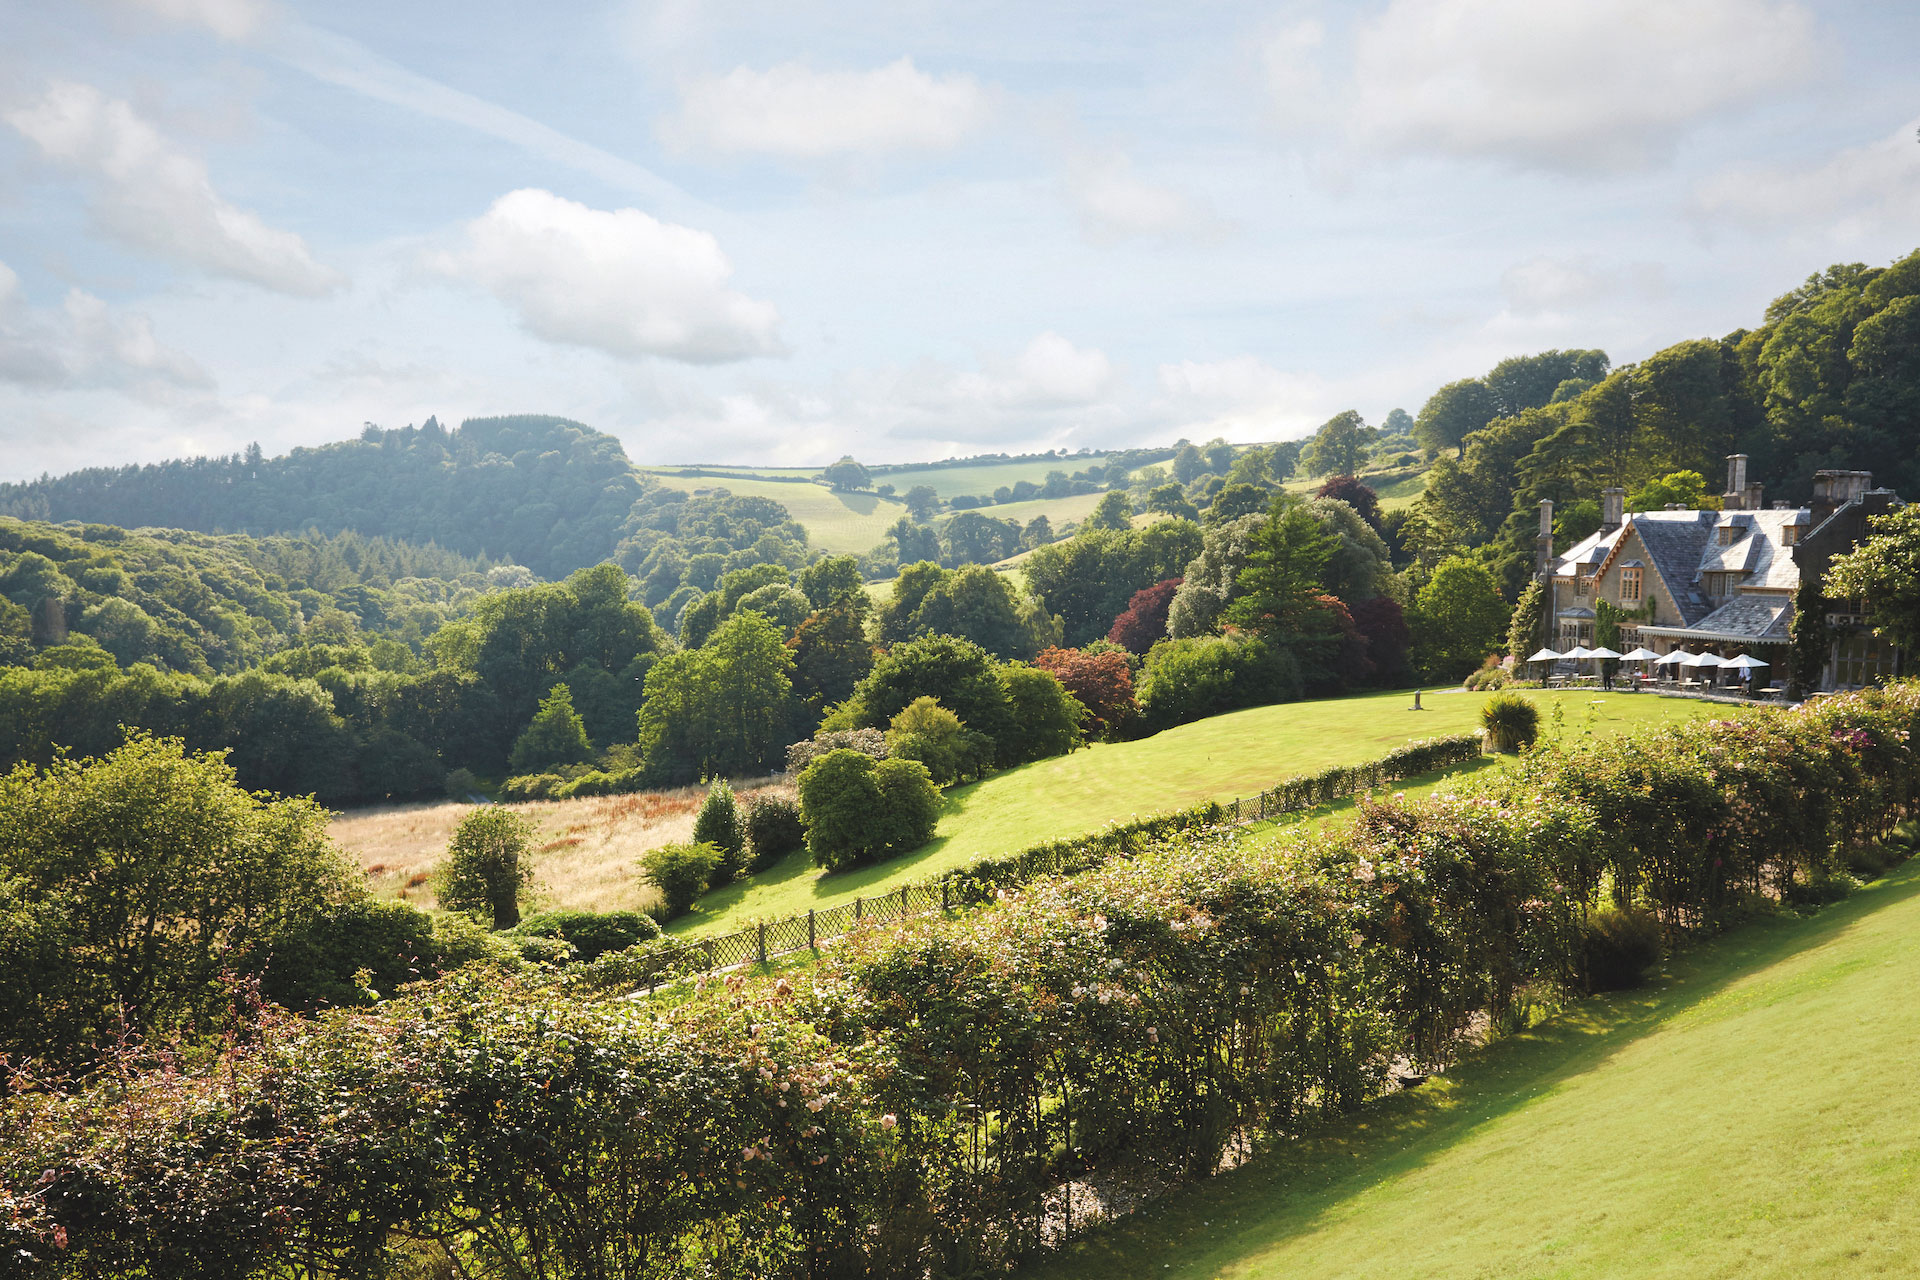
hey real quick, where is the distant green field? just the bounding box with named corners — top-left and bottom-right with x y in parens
top-left (940, 490), bottom-right (1107, 533)
top-left (873, 457), bottom-right (1121, 500)
top-left (1282, 464), bottom-right (1430, 512)
top-left (1024, 855), bottom-right (1920, 1280)
top-left (674, 688), bottom-right (1713, 937)
top-left (641, 471), bottom-right (904, 557)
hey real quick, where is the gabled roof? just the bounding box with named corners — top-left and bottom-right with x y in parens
top-left (1617, 511), bottom-right (1716, 624)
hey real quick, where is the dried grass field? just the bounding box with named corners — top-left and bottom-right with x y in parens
top-left (329, 782), bottom-right (794, 917)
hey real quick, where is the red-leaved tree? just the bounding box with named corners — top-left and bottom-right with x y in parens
top-left (1033, 646), bottom-right (1137, 734)
top-left (1315, 475), bottom-right (1382, 530)
top-left (1107, 577), bottom-right (1183, 653)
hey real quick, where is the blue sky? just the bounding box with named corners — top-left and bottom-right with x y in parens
top-left (1, 0), bottom-right (1916, 480)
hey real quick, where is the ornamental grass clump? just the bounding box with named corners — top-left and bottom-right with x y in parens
top-left (1481, 691), bottom-right (1540, 752)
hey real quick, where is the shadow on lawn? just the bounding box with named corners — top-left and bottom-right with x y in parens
top-left (1021, 858), bottom-right (1920, 1280)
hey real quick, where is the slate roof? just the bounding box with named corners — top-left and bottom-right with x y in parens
top-left (1618, 511), bottom-right (1716, 624)
top-left (1647, 594), bottom-right (1793, 643)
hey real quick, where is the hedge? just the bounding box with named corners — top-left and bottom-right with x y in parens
top-left (6, 687), bottom-right (1918, 1278)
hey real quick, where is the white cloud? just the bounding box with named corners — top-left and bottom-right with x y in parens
top-left (432, 188), bottom-right (782, 364)
top-left (1500, 256), bottom-right (1668, 314)
top-left (1345, 0), bottom-right (1820, 171)
top-left (662, 57), bottom-right (990, 159)
top-left (1065, 151), bottom-right (1222, 242)
top-left (5, 82), bottom-right (342, 295)
top-left (1693, 117), bottom-right (1920, 238)
top-left (116, 0), bottom-right (271, 41)
top-left (0, 261), bottom-right (212, 392)
top-left (1157, 356), bottom-right (1334, 440)
top-left (1262, 19), bottom-right (1328, 131)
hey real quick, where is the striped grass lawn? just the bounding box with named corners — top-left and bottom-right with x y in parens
top-left (1023, 855), bottom-right (1920, 1280)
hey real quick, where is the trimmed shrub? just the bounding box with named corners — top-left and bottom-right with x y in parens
top-left (508, 909), bottom-right (662, 962)
top-left (640, 841), bottom-right (724, 919)
top-left (693, 780), bottom-right (746, 880)
top-left (742, 794), bottom-right (806, 871)
top-left (798, 748), bottom-right (942, 871)
top-left (435, 807), bottom-right (537, 929)
top-left (1481, 691), bottom-right (1539, 752)
top-left (1580, 907), bottom-right (1665, 991)
top-left (1464, 664), bottom-right (1510, 692)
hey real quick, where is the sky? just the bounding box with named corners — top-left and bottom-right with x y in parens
top-left (0, 0), bottom-right (1916, 481)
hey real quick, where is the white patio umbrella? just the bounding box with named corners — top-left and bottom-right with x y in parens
top-left (1722, 653), bottom-right (1770, 690)
top-left (1587, 646), bottom-right (1624, 660)
top-left (1524, 647), bottom-right (1564, 680)
top-left (1683, 651), bottom-right (1725, 688)
top-left (1620, 647), bottom-right (1661, 662)
top-left (1562, 645), bottom-right (1595, 660)
top-left (1653, 649), bottom-right (1696, 684)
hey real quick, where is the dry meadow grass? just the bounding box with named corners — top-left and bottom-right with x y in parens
top-left (330, 781), bottom-right (795, 917)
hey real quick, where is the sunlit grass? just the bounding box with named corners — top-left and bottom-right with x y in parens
top-left (675, 688), bottom-right (1714, 936)
top-left (1022, 858), bottom-right (1920, 1280)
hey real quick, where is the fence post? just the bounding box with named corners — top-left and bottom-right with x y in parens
top-left (758, 921), bottom-right (768, 965)
top-left (855, 895), bottom-right (864, 924)
top-left (1234, 796), bottom-right (1242, 823)
top-left (808, 908), bottom-right (816, 950)
top-left (704, 938), bottom-right (715, 971)
top-left (942, 878), bottom-right (950, 912)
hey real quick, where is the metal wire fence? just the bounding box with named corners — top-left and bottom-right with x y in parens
top-left (624, 732), bottom-right (1484, 987)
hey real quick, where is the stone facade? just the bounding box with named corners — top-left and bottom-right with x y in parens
top-left (1526, 457), bottom-right (1903, 691)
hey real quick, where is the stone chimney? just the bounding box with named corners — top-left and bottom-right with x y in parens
top-left (1535, 499), bottom-right (1554, 578)
top-left (1744, 480), bottom-right (1764, 511)
top-left (1810, 469), bottom-right (1872, 527)
top-left (1600, 486), bottom-right (1624, 532)
top-left (1723, 454), bottom-right (1749, 510)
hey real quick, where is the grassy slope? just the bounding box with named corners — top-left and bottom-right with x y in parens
top-left (640, 471), bottom-right (906, 557)
top-left (1025, 859), bottom-right (1920, 1280)
top-left (674, 689), bottom-right (1713, 936)
top-left (1282, 464), bottom-right (1430, 512)
top-left (872, 457), bottom-right (1123, 500)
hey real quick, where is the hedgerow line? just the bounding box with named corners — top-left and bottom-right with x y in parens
top-left (635, 732), bottom-right (1485, 984)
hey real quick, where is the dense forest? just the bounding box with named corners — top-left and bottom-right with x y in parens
top-left (0, 416), bottom-right (656, 581)
top-left (0, 520), bottom-right (499, 673)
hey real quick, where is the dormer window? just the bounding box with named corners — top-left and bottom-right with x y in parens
top-left (1575, 576), bottom-right (1589, 597)
top-left (1621, 567), bottom-right (1643, 603)
top-left (1717, 524), bottom-right (1740, 546)
top-left (1782, 524), bottom-right (1799, 546)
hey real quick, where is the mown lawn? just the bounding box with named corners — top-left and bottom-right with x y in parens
top-left (673, 688), bottom-right (1714, 936)
top-left (1022, 858), bottom-right (1920, 1280)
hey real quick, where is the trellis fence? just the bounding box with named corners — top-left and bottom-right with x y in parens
top-left (620, 732), bottom-right (1485, 987)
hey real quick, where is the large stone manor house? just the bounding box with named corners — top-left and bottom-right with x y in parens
top-left (1533, 456), bottom-right (1903, 691)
